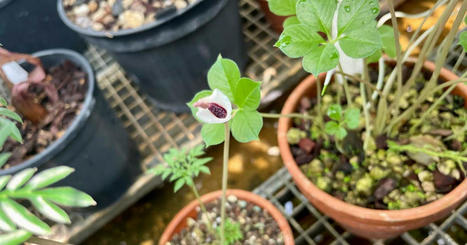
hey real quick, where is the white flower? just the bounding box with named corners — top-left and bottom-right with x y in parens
top-left (194, 89), bottom-right (232, 124)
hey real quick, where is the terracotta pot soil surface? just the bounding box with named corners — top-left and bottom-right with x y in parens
top-left (63, 0), bottom-right (196, 32)
top-left (277, 60), bottom-right (467, 239)
top-left (3, 60), bottom-right (88, 168)
top-left (159, 189), bottom-right (294, 245)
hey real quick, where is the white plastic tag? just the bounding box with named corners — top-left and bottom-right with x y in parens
top-left (1, 61), bottom-right (28, 84)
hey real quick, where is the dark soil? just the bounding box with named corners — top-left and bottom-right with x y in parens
top-left (2, 60), bottom-right (88, 168)
top-left (168, 195), bottom-right (285, 245)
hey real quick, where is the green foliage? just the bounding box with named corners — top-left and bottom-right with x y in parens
top-left (267, 0), bottom-right (297, 16)
top-left (217, 218), bottom-right (243, 245)
top-left (0, 99), bottom-right (23, 169)
top-left (0, 166), bottom-right (96, 245)
top-left (231, 110), bottom-right (263, 143)
top-left (324, 104), bottom-right (360, 140)
top-left (283, 16), bottom-right (300, 28)
top-left (147, 145), bottom-right (212, 193)
top-left (459, 30), bottom-right (467, 51)
top-left (275, 0), bottom-right (382, 75)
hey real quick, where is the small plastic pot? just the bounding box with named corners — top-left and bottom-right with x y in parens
top-left (277, 59), bottom-right (467, 239)
top-left (57, 0), bottom-right (247, 112)
top-left (0, 0), bottom-right (86, 53)
top-left (0, 49), bottom-right (141, 209)
top-left (159, 189), bottom-right (294, 244)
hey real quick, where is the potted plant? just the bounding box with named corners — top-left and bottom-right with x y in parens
top-left (0, 48), bottom-right (141, 208)
top-left (265, 0), bottom-right (467, 239)
top-left (57, 0), bottom-right (247, 112)
top-left (0, 101), bottom-right (95, 245)
top-left (149, 56), bottom-right (294, 244)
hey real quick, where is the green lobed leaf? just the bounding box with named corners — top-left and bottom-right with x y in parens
top-left (37, 187), bottom-right (96, 207)
top-left (0, 108), bottom-right (22, 123)
top-left (325, 121), bottom-right (347, 139)
top-left (327, 104), bottom-right (342, 121)
top-left (0, 119), bottom-right (22, 143)
top-left (1, 199), bottom-right (51, 235)
top-left (296, 0), bottom-right (337, 35)
top-left (25, 166), bottom-right (74, 190)
top-left (6, 168), bottom-right (37, 191)
top-left (339, 25), bottom-right (381, 58)
top-left (344, 108), bottom-right (360, 129)
top-left (231, 110), bottom-right (263, 143)
top-left (0, 207), bottom-right (15, 232)
top-left (379, 25), bottom-right (396, 58)
top-left (0, 153), bottom-right (11, 169)
top-left (173, 178), bottom-right (185, 193)
top-left (283, 16), bottom-right (300, 28)
top-left (30, 196), bottom-right (71, 224)
top-left (459, 31), bottom-right (467, 51)
top-left (0, 230), bottom-right (32, 245)
top-left (187, 90), bottom-right (212, 122)
top-left (275, 24), bottom-right (324, 58)
top-left (337, 0), bottom-right (379, 35)
top-left (199, 166), bottom-right (211, 175)
top-left (267, 0), bottom-right (296, 16)
top-left (201, 123), bottom-right (225, 147)
top-left (0, 176), bottom-right (11, 190)
top-left (207, 56), bottom-right (240, 101)
top-left (233, 78), bottom-right (261, 110)
top-left (302, 43), bottom-right (339, 75)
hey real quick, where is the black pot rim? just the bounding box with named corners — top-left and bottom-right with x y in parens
top-left (57, 0), bottom-right (205, 38)
top-left (0, 49), bottom-right (95, 175)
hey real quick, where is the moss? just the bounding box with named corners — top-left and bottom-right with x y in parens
top-left (355, 174), bottom-right (373, 195)
top-left (287, 128), bottom-right (306, 144)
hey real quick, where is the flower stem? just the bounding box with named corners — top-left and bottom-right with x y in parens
top-left (190, 183), bottom-right (214, 233)
top-left (259, 112), bottom-right (315, 120)
top-left (220, 122), bottom-right (230, 245)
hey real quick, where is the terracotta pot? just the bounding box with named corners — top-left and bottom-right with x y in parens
top-left (257, 0), bottom-right (288, 34)
top-left (277, 60), bottom-right (467, 239)
top-left (159, 189), bottom-right (294, 245)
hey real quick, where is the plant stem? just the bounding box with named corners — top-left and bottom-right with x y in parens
top-left (259, 112), bottom-right (315, 120)
top-left (452, 51), bottom-right (465, 74)
top-left (338, 64), bottom-right (352, 105)
top-left (220, 122), bottom-right (230, 245)
top-left (334, 71), bottom-right (382, 96)
top-left (190, 183), bottom-right (214, 232)
top-left (360, 67), bottom-right (371, 151)
top-left (27, 236), bottom-right (70, 245)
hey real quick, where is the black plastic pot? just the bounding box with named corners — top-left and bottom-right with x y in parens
top-left (58, 0), bottom-right (247, 112)
top-left (0, 0), bottom-right (86, 53)
top-left (0, 49), bottom-right (141, 209)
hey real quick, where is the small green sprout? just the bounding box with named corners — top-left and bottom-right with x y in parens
top-left (324, 104), bottom-right (360, 140)
top-left (217, 218), bottom-right (243, 245)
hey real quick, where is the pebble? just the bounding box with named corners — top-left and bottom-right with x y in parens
top-left (174, 0), bottom-right (187, 9)
top-left (88, 1), bottom-right (98, 12)
top-left (119, 10), bottom-right (145, 29)
top-left (253, 205), bottom-right (261, 212)
top-left (227, 195), bottom-right (237, 203)
top-left (73, 4), bottom-right (90, 16)
top-left (267, 146), bottom-right (280, 156)
top-left (238, 200), bottom-right (247, 208)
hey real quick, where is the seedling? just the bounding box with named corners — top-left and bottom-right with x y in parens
top-left (324, 104), bottom-right (360, 140)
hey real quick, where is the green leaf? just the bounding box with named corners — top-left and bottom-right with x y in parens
top-left (0, 208), bottom-right (15, 232)
top-left (327, 104), bottom-right (342, 121)
top-left (459, 31), bottom-right (467, 51)
top-left (337, 0), bottom-right (379, 35)
top-left (207, 56), bottom-right (240, 101)
top-left (0, 230), bottom-right (32, 245)
top-left (0, 108), bottom-right (22, 123)
top-left (366, 49), bottom-right (382, 64)
top-left (37, 187), bottom-right (96, 207)
top-left (231, 110), bottom-right (263, 143)
top-left (30, 196), bottom-right (70, 224)
top-left (173, 178), bottom-right (185, 193)
top-left (275, 24), bottom-right (324, 58)
top-left (325, 121), bottom-right (347, 139)
top-left (199, 166), bottom-right (211, 175)
top-left (267, 0), bottom-right (296, 16)
top-left (339, 26), bottom-right (381, 58)
top-left (233, 78), bottom-right (261, 110)
top-left (296, 0), bottom-right (337, 35)
top-left (0, 176), bottom-right (11, 190)
top-left (344, 108), bottom-right (360, 129)
top-left (0, 153), bottom-right (11, 169)
top-left (379, 25), bottom-right (396, 58)
top-left (302, 43), bottom-right (339, 75)
top-left (0, 98), bottom-right (7, 107)
top-left (187, 90), bottom-right (212, 121)
top-left (283, 16), bottom-right (300, 28)
top-left (0, 119), bottom-right (22, 143)
top-left (6, 168), bottom-right (37, 191)
top-left (25, 166), bottom-right (74, 190)
top-left (201, 123), bottom-right (225, 147)
top-left (1, 199), bottom-right (51, 235)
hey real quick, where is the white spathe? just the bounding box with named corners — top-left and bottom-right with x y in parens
top-left (194, 89), bottom-right (232, 124)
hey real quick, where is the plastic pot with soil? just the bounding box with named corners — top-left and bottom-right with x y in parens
top-left (57, 0), bottom-right (247, 112)
top-left (0, 48), bottom-right (141, 208)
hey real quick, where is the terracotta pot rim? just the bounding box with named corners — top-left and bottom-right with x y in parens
top-left (159, 189), bottom-right (295, 245)
top-left (277, 59), bottom-right (467, 223)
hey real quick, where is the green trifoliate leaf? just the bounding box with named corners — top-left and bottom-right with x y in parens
top-left (327, 104), bottom-right (342, 121)
top-left (267, 0), bottom-right (296, 16)
top-left (207, 56), bottom-right (240, 101)
top-left (231, 110), bottom-right (263, 143)
top-left (275, 24), bottom-right (324, 58)
top-left (339, 25), bottom-right (381, 58)
top-left (344, 108), bottom-right (360, 129)
top-left (379, 25), bottom-right (396, 58)
top-left (233, 78), bottom-right (261, 110)
top-left (337, 0), bottom-right (379, 35)
top-left (296, 0), bottom-right (337, 35)
top-left (201, 123), bottom-right (225, 147)
top-left (173, 178), bottom-right (185, 193)
top-left (366, 49), bottom-right (382, 64)
top-left (302, 43), bottom-right (339, 75)
top-left (6, 168), bottom-right (37, 191)
top-left (283, 16), bottom-right (300, 28)
top-left (37, 187), bottom-right (96, 207)
top-left (1, 199), bottom-right (51, 235)
top-left (0, 176), bottom-right (11, 190)
top-left (0, 207), bottom-right (15, 232)
top-left (25, 166), bottom-right (74, 190)
top-left (0, 229), bottom-right (32, 245)
top-left (0, 108), bottom-right (22, 123)
top-left (187, 90), bottom-right (212, 121)
top-left (30, 196), bottom-right (71, 224)
top-left (325, 121), bottom-right (347, 139)
top-left (0, 153), bottom-right (11, 169)
top-left (459, 31), bottom-right (467, 51)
